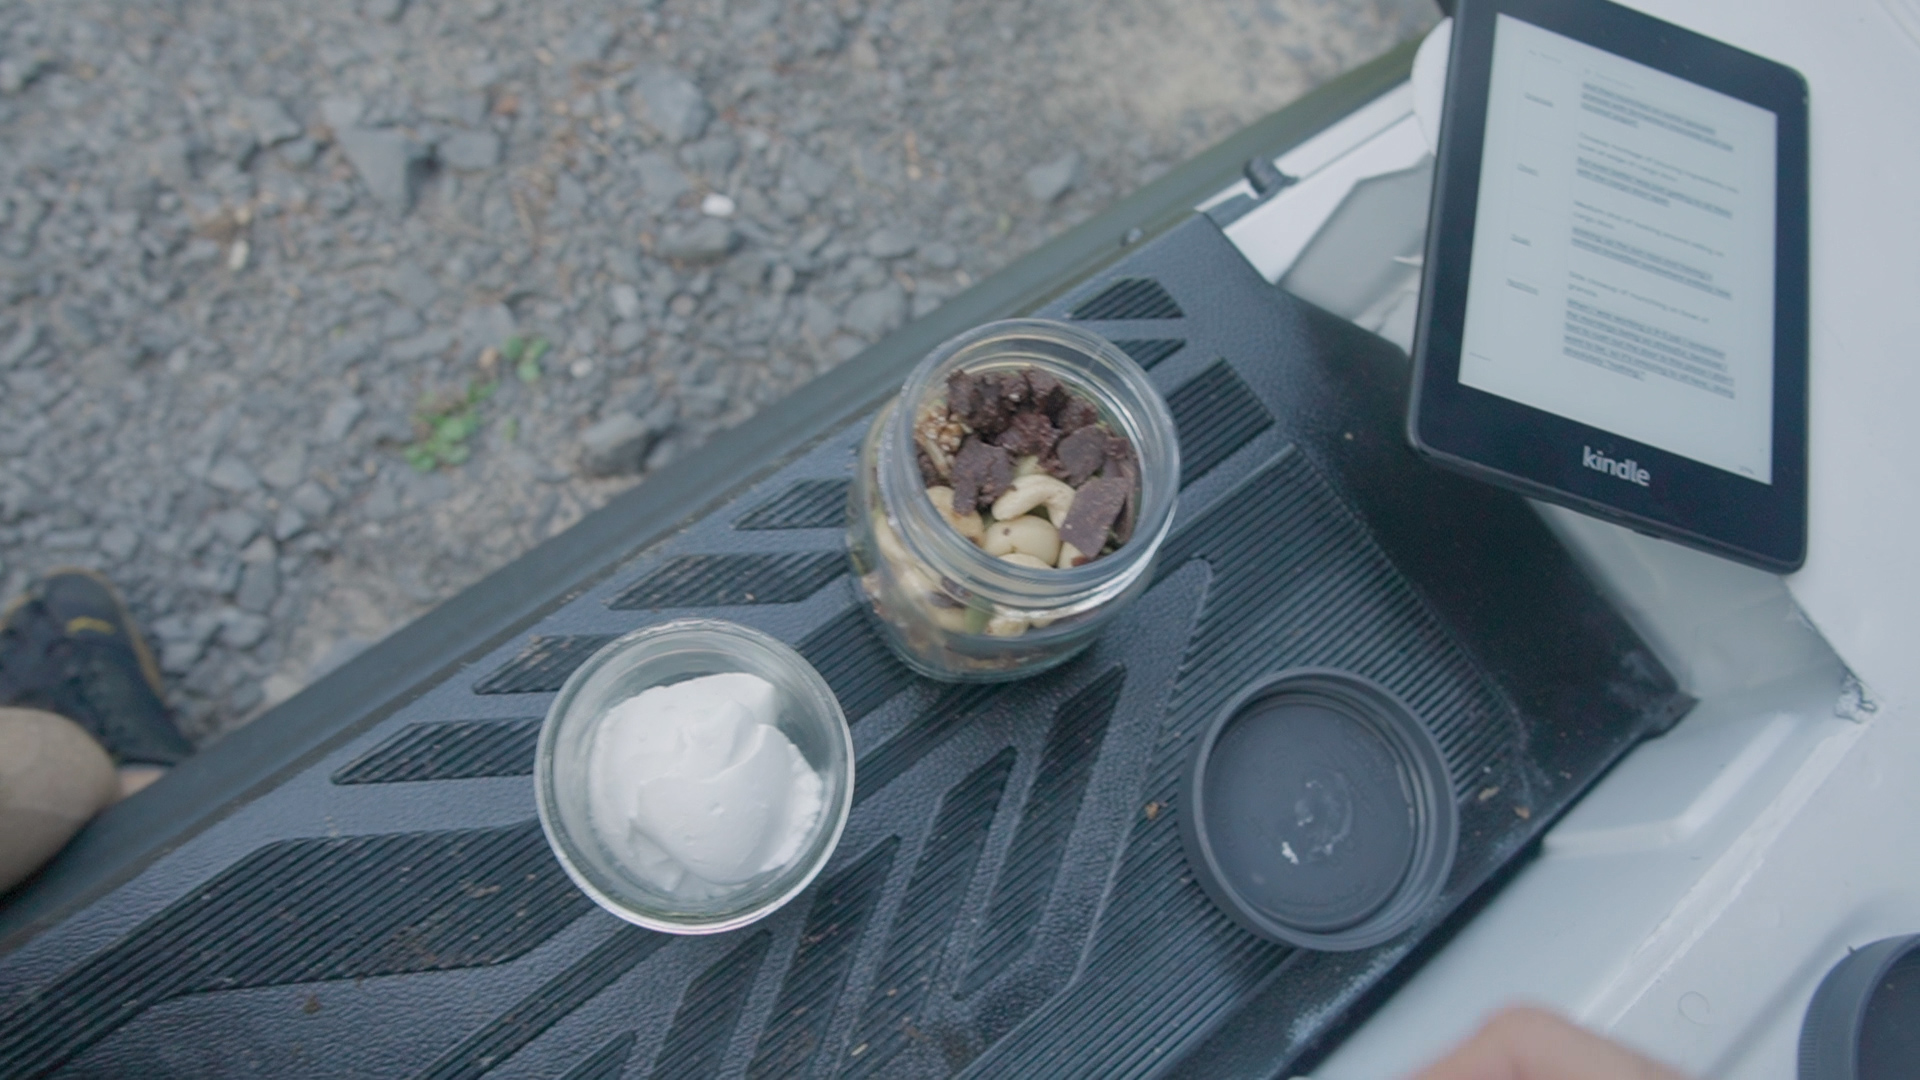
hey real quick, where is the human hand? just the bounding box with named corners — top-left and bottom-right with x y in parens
top-left (1409, 1006), bottom-right (1689, 1080)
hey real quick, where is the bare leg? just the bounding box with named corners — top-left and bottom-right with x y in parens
top-left (1410, 1006), bottom-right (1690, 1080)
top-left (0, 706), bottom-right (120, 894)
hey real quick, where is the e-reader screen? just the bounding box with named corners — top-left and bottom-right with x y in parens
top-left (1457, 13), bottom-right (1778, 484)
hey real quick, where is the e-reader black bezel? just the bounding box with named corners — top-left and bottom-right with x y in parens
top-left (1408, 0), bottom-right (1809, 572)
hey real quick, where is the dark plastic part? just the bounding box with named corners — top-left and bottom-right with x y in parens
top-left (1181, 670), bottom-right (1457, 951)
top-left (1801, 935), bottom-right (1920, 1080)
top-left (1166, 360), bottom-right (1276, 486)
top-left (735, 478), bottom-right (853, 530)
top-left (1112, 338), bottom-right (1187, 370)
top-left (331, 717), bottom-right (543, 783)
top-left (1070, 277), bottom-right (1185, 320)
top-left (0, 214), bottom-right (1685, 1077)
top-left (1244, 154), bottom-right (1296, 197)
top-left (607, 551), bottom-right (846, 609)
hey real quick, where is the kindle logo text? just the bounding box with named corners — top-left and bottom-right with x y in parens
top-left (1583, 446), bottom-right (1650, 487)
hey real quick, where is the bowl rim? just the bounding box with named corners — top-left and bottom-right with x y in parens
top-left (534, 617), bottom-right (855, 934)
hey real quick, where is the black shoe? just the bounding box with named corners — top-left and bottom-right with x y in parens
top-left (0, 569), bottom-right (193, 766)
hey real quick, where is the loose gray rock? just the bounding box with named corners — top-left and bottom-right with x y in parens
top-left (335, 127), bottom-right (430, 213)
top-left (785, 152), bottom-right (838, 200)
top-left (578, 411), bottom-right (657, 476)
top-left (388, 327), bottom-right (453, 362)
top-left (235, 560), bottom-right (279, 613)
top-left (209, 508), bottom-right (262, 548)
top-left (319, 96), bottom-right (364, 130)
top-left (319, 398), bottom-right (365, 441)
top-left (439, 130), bottom-right (500, 171)
top-left (634, 72), bottom-right (711, 144)
top-left (866, 227), bottom-right (916, 259)
top-left (1024, 152), bottom-right (1081, 204)
top-left (154, 612), bottom-right (222, 674)
top-left (272, 504), bottom-right (308, 542)
top-left (633, 151), bottom-right (691, 205)
top-left (364, 0), bottom-right (408, 22)
top-left (260, 447), bottom-right (306, 490)
top-left (920, 240), bottom-right (960, 270)
top-left (562, 22), bottom-right (617, 64)
top-left (100, 524), bottom-right (140, 562)
top-left (290, 480), bottom-right (335, 519)
top-left (207, 458), bottom-right (261, 494)
top-left (657, 220), bottom-right (737, 263)
top-left (220, 609), bottom-right (271, 650)
top-left (244, 98), bottom-right (303, 145)
top-left (0, 55), bottom-right (52, 96)
top-left (844, 281), bottom-right (907, 338)
top-left (457, 304), bottom-right (514, 356)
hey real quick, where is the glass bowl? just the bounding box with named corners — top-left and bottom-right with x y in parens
top-left (535, 618), bottom-right (854, 934)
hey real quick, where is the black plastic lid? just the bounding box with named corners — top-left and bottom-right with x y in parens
top-left (1179, 669), bottom-right (1457, 951)
top-left (1801, 934), bottom-right (1920, 1079)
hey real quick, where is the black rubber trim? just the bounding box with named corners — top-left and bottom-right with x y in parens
top-left (606, 551), bottom-right (845, 610)
top-left (0, 38), bottom-right (1422, 952)
top-left (1111, 338), bottom-right (1187, 370)
top-left (1070, 277), bottom-right (1185, 320)
top-left (331, 717), bottom-right (543, 784)
top-left (734, 478), bottom-right (853, 531)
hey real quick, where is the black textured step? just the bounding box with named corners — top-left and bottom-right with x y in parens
top-left (608, 551), bottom-right (845, 609)
top-left (420, 925), bottom-right (667, 1080)
top-left (0, 213), bottom-right (1684, 1080)
top-left (962, 669), bottom-right (1124, 994)
top-left (473, 634), bottom-right (620, 695)
top-left (746, 839), bottom-right (900, 1079)
top-left (1111, 338), bottom-right (1186, 370)
top-left (646, 933), bottom-right (770, 1080)
top-left (0, 822), bottom-right (588, 1078)
top-left (846, 749), bottom-right (1017, 1077)
top-left (332, 718), bottom-right (543, 784)
top-left (736, 479), bottom-right (853, 530)
top-left (1071, 277), bottom-right (1184, 321)
top-left (1167, 360), bottom-right (1274, 486)
top-left (798, 607), bottom-right (923, 725)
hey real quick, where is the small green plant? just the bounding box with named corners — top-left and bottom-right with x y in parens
top-left (404, 379), bottom-right (498, 472)
top-left (502, 335), bottom-right (550, 384)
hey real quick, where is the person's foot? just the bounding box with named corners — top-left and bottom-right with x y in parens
top-left (0, 569), bottom-right (193, 766)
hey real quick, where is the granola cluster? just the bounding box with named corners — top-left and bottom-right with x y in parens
top-left (912, 366), bottom-right (1139, 568)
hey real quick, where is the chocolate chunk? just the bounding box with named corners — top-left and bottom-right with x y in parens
top-left (1057, 396), bottom-right (1101, 433)
top-left (946, 370), bottom-right (982, 425)
top-left (1026, 370), bottom-right (1068, 417)
top-left (1051, 425), bottom-right (1109, 486)
top-left (950, 436), bottom-right (1014, 512)
top-left (1102, 435), bottom-right (1139, 545)
top-left (917, 446), bottom-right (943, 487)
top-left (993, 409), bottom-right (1059, 458)
top-left (1060, 476), bottom-right (1130, 556)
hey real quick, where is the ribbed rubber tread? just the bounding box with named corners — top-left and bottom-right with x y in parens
top-left (562, 1033), bottom-right (636, 1080)
top-left (735, 479), bottom-right (853, 530)
top-left (746, 839), bottom-right (900, 1079)
top-left (332, 718), bottom-right (543, 784)
top-left (1111, 338), bottom-right (1186, 370)
top-left (845, 749), bottom-right (1017, 1078)
top-left (0, 822), bottom-right (589, 1079)
top-left (970, 451), bottom-right (1512, 1077)
top-left (852, 684), bottom-right (999, 807)
top-left (472, 635), bottom-right (619, 695)
top-left (607, 551), bottom-right (845, 610)
top-left (1070, 278), bottom-right (1184, 321)
top-left (798, 607), bottom-right (921, 725)
top-left (1167, 360), bottom-right (1274, 487)
top-left (647, 932), bottom-right (770, 1080)
top-left (960, 669), bottom-right (1125, 995)
top-left (418, 926), bottom-right (666, 1080)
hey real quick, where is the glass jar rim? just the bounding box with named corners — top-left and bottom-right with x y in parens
top-left (880, 318), bottom-right (1181, 610)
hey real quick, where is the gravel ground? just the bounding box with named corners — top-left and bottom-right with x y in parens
top-left (0, 0), bottom-right (1434, 743)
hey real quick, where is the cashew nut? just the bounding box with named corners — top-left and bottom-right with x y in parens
top-left (985, 614), bottom-right (1030, 637)
top-left (990, 473), bottom-right (1075, 525)
top-left (924, 485), bottom-right (984, 541)
top-left (983, 516), bottom-right (1062, 564)
top-left (998, 552), bottom-right (1053, 570)
top-left (1014, 454), bottom-right (1044, 478)
top-left (1057, 542), bottom-right (1089, 569)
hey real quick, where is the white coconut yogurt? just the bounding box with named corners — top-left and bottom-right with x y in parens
top-left (586, 671), bottom-right (824, 899)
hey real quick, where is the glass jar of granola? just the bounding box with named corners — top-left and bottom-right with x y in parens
top-left (847, 318), bottom-right (1180, 682)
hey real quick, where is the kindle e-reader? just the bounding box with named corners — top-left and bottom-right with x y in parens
top-left (1408, 0), bottom-right (1809, 571)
